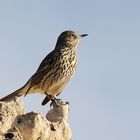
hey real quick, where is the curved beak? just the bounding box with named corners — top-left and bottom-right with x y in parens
top-left (80, 34), bottom-right (88, 38)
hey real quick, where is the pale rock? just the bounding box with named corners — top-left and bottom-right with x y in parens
top-left (0, 98), bottom-right (72, 140)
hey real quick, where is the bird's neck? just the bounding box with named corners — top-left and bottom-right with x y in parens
top-left (55, 43), bottom-right (77, 54)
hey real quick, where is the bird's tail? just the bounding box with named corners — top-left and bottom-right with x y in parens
top-left (0, 82), bottom-right (30, 102)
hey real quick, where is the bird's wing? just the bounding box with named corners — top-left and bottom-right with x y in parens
top-left (36, 50), bottom-right (55, 73)
top-left (24, 50), bottom-right (56, 94)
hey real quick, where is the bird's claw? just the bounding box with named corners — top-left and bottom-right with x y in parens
top-left (50, 98), bottom-right (62, 108)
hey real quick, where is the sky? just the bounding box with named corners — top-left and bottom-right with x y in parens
top-left (0, 0), bottom-right (140, 140)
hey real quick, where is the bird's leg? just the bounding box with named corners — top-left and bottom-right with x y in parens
top-left (50, 98), bottom-right (56, 108)
top-left (50, 96), bottom-right (62, 108)
top-left (53, 96), bottom-right (62, 104)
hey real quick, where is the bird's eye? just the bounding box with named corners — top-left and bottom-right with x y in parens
top-left (71, 34), bottom-right (77, 39)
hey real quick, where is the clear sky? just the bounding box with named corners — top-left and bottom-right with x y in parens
top-left (0, 0), bottom-right (140, 140)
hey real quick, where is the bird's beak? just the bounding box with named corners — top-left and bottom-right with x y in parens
top-left (80, 34), bottom-right (88, 38)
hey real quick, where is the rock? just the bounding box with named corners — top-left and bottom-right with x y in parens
top-left (0, 98), bottom-right (24, 133)
top-left (0, 98), bottom-right (72, 140)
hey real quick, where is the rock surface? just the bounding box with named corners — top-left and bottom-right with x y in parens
top-left (0, 98), bottom-right (72, 140)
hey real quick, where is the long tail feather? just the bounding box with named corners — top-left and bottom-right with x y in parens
top-left (0, 82), bottom-right (30, 102)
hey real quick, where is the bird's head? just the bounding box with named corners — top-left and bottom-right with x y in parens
top-left (55, 30), bottom-right (88, 50)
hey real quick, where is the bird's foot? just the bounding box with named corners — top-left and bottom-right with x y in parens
top-left (50, 97), bottom-right (62, 108)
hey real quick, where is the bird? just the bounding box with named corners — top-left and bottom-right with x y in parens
top-left (0, 30), bottom-right (88, 106)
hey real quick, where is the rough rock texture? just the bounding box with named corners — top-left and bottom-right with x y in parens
top-left (0, 98), bottom-right (72, 140)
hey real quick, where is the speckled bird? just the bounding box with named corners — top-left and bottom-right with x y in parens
top-left (0, 30), bottom-right (88, 105)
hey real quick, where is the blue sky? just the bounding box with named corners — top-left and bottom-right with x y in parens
top-left (0, 0), bottom-right (140, 140)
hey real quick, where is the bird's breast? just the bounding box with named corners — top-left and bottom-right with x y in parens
top-left (46, 50), bottom-right (78, 96)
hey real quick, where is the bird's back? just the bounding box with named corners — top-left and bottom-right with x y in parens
top-left (29, 47), bottom-right (78, 97)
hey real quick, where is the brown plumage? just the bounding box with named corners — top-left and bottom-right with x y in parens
top-left (0, 30), bottom-right (88, 105)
